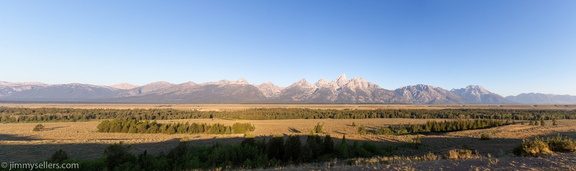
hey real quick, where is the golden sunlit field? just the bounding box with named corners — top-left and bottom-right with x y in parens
top-left (1, 104), bottom-right (576, 170)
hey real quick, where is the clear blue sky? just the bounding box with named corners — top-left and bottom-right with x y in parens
top-left (1, 1), bottom-right (575, 96)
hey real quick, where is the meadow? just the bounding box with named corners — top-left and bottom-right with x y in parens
top-left (1, 104), bottom-right (576, 170)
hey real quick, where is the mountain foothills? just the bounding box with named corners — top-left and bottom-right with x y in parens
top-left (0, 75), bottom-right (574, 104)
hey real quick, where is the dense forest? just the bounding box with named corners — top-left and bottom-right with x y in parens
top-left (1, 107), bottom-right (575, 123)
top-left (51, 135), bottom-right (387, 170)
top-left (97, 119), bottom-right (255, 134)
top-left (359, 119), bottom-right (510, 135)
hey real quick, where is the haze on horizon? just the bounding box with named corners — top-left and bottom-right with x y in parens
top-left (1, 1), bottom-right (575, 96)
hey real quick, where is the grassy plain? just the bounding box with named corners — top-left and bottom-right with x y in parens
top-left (1, 104), bottom-right (576, 170)
top-left (2, 118), bottom-right (576, 162)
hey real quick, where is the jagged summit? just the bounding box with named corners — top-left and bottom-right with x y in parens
top-left (334, 74), bottom-right (348, 87)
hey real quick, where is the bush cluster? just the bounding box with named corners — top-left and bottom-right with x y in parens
top-left (480, 133), bottom-right (491, 140)
top-left (445, 149), bottom-right (477, 159)
top-left (514, 134), bottom-right (576, 156)
top-left (32, 124), bottom-right (45, 131)
top-left (97, 119), bottom-right (254, 134)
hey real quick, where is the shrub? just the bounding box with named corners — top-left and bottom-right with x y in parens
top-left (552, 118), bottom-right (558, 126)
top-left (233, 123), bottom-right (255, 134)
top-left (357, 125), bottom-right (367, 135)
top-left (546, 134), bottom-right (576, 152)
top-left (513, 138), bottom-right (552, 156)
top-left (480, 133), bottom-right (491, 140)
top-left (422, 152), bottom-right (439, 161)
top-left (514, 135), bottom-right (576, 157)
top-left (314, 122), bottom-right (324, 134)
top-left (445, 149), bottom-right (474, 159)
top-left (361, 142), bottom-right (384, 155)
top-left (33, 124), bottom-right (45, 131)
top-left (50, 149), bottom-right (69, 163)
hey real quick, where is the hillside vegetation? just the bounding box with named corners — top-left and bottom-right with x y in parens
top-left (1, 107), bottom-right (576, 123)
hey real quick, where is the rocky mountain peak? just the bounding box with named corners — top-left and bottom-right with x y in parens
top-left (294, 79), bottom-right (312, 86)
top-left (451, 85), bottom-right (491, 95)
top-left (231, 78), bottom-right (250, 85)
top-left (451, 85), bottom-right (512, 104)
top-left (111, 83), bottom-right (138, 90)
top-left (257, 82), bottom-right (282, 98)
top-left (401, 84), bottom-right (433, 91)
top-left (334, 74), bottom-right (348, 87)
top-left (315, 78), bottom-right (329, 87)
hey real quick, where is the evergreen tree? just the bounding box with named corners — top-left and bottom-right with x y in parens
top-left (284, 135), bottom-right (302, 163)
top-left (323, 135), bottom-right (334, 154)
top-left (335, 135), bottom-right (349, 158)
top-left (104, 142), bottom-right (136, 170)
top-left (267, 135), bottom-right (285, 160)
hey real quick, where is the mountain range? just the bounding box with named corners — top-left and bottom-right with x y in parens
top-left (1, 75), bottom-right (574, 104)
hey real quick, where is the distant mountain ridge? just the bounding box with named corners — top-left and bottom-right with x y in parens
top-left (0, 75), bottom-right (574, 104)
top-left (505, 93), bottom-right (576, 104)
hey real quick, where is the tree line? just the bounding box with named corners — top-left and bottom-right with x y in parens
top-left (97, 119), bottom-right (255, 134)
top-left (359, 119), bottom-right (509, 135)
top-left (49, 135), bottom-right (386, 170)
top-left (1, 106), bottom-right (575, 123)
